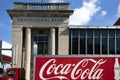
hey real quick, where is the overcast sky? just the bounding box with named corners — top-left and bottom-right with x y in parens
top-left (0, 0), bottom-right (120, 43)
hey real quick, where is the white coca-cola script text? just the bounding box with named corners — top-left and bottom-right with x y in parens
top-left (39, 59), bottom-right (107, 80)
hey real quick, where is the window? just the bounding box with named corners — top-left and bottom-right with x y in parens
top-left (80, 38), bottom-right (86, 54)
top-left (72, 30), bottom-right (79, 54)
top-left (87, 38), bottom-right (93, 54)
top-left (69, 30), bottom-right (72, 55)
top-left (109, 30), bottom-right (115, 54)
top-left (87, 30), bottom-right (93, 54)
top-left (116, 30), bottom-right (120, 54)
top-left (7, 70), bottom-right (15, 76)
top-left (72, 38), bottom-right (78, 54)
top-left (102, 30), bottom-right (108, 54)
top-left (109, 38), bottom-right (115, 54)
top-left (80, 30), bottom-right (86, 54)
top-left (33, 35), bottom-right (49, 55)
top-left (116, 38), bottom-right (120, 54)
top-left (102, 38), bottom-right (108, 54)
top-left (95, 38), bottom-right (100, 54)
top-left (95, 30), bottom-right (100, 54)
top-left (69, 29), bottom-right (120, 55)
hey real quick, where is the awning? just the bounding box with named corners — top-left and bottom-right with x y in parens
top-left (2, 55), bottom-right (11, 63)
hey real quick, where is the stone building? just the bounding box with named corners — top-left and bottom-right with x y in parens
top-left (7, 2), bottom-right (73, 80)
top-left (7, 2), bottom-right (120, 80)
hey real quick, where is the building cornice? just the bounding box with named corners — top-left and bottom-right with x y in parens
top-left (7, 10), bottom-right (73, 19)
top-left (14, 2), bottom-right (70, 5)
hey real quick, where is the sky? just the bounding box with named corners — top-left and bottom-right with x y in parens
top-left (0, 0), bottom-right (120, 43)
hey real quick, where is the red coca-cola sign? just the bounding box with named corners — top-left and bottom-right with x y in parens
top-left (34, 56), bottom-right (120, 80)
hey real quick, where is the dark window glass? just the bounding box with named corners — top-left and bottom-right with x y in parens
top-left (35, 35), bottom-right (49, 55)
top-left (38, 42), bottom-right (44, 55)
top-left (102, 38), bottom-right (108, 54)
top-left (69, 30), bottom-right (72, 55)
top-left (116, 30), bottom-right (120, 38)
top-left (38, 36), bottom-right (44, 41)
top-left (95, 38), bottom-right (100, 54)
top-left (109, 30), bottom-right (115, 54)
top-left (45, 42), bottom-right (48, 54)
top-left (95, 30), bottom-right (100, 38)
top-left (116, 38), bottom-right (120, 54)
top-left (72, 38), bottom-right (78, 54)
top-left (80, 38), bottom-right (86, 54)
top-left (109, 30), bottom-right (115, 38)
top-left (102, 30), bottom-right (108, 38)
top-left (87, 30), bottom-right (93, 38)
top-left (34, 36), bottom-right (37, 41)
top-left (102, 30), bottom-right (108, 55)
top-left (80, 30), bottom-right (86, 38)
top-left (45, 36), bottom-right (48, 41)
top-left (109, 38), bottom-right (115, 54)
top-left (87, 38), bottom-right (93, 54)
top-left (72, 30), bottom-right (79, 38)
top-left (80, 30), bottom-right (86, 54)
top-left (116, 30), bottom-right (120, 54)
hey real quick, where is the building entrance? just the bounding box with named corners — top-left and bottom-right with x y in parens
top-left (33, 34), bottom-right (49, 55)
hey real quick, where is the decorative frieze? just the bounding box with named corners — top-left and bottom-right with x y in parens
top-left (13, 17), bottom-right (64, 23)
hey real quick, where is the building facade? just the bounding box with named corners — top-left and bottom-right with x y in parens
top-left (7, 2), bottom-right (120, 80)
top-left (69, 26), bottom-right (120, 55)
top-left (7, 2), bottom-right (73, 80)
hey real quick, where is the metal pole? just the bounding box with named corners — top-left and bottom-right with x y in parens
top-left (0, 48), bottom-right (12, 50)
top-left (12, 46), bottom-right (16, 67)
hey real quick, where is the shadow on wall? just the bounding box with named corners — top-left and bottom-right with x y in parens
top-left (60, 27), bottom-right (69, 36)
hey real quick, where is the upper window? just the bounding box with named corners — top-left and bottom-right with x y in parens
top-left (69, 29), bottom-right (120, 55)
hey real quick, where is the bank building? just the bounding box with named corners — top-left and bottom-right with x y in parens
top-left (7, 1), bottom-right (120, 80)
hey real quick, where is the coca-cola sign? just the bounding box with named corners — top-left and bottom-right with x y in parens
top-left (34, 56), bottom-right (120, 80)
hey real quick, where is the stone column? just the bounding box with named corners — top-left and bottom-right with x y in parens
top-left (25, 28), bottom-right (31, 80)
top-left (50, 28), bottom-right (55, 55)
